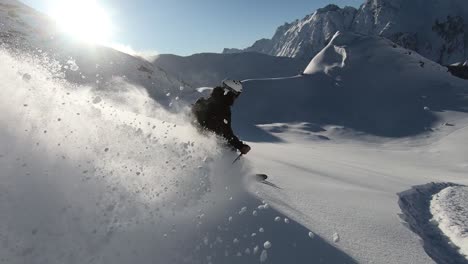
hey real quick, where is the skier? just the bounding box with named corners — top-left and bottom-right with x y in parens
top-left (192, 80), bottom-right (251, 155)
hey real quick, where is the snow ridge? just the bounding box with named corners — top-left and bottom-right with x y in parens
top-left (430, 186), bottom-right (468, 260)
top-left (398, 183), bottom-right (468, 264)
top-left (225, 0), bottom-right (468, 65)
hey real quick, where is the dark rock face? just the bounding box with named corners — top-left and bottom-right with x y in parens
top-left (447, 64), bottom-right (468, 79)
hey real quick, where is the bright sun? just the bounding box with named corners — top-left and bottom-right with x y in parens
top-left (50, 0), bottom-right (113, 44)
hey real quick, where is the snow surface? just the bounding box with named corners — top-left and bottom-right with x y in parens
top-left (2, 1), bottom-right (468, 263)
top-left (431, 186), bottom-right (468, 260)
top-left (237, 32), bottom-right (467, 138)
top-left (0, 46), bottom-right (356, 264)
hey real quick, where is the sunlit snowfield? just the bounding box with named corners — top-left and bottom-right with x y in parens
top-left (1, 1), bottom-right (468, 261)
top-left (0, 49), bottom-right (264, 263)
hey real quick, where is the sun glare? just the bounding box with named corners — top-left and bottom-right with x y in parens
top-left (50, 0), bottom-right (113, 44)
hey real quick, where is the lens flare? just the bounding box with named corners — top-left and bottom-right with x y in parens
top-left (50, 0), bottom-right (113, 44)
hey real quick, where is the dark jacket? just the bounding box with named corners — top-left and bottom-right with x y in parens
top-left (192, 88), bottom-right (244, 150)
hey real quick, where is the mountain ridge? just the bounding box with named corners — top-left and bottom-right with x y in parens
top-left (225, 0), bottom-right (468, 65)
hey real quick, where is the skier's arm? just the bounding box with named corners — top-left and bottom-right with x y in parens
top-left (221, 111), bottom-right (244, 150)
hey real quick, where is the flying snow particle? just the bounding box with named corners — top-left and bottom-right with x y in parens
top-left (260, 250), bottom-right (268, 262)
top-left (263, 241), bottom-right (272, 249)
top-left (233, 238), bottom-right (239, 244)
top-left (245, 248), bottom-right (251, 255)
top-left (308, 231), bottom-right (315, 238)
top-left (259, 228), bottom-right (264, 233)
top-left (239, 207), bottom-right (247, 215)
top-left (253, 245), bottom-right (259, 255)
top-left (67, 60), bottom-right (79, 71)
top-left (253, 210), bottom-right (258, 216)
top-left (93, 97), bottom-right (102, 104)
top-left (284, 218), bottom-right (290, 224)
top-left (333, 232), bottom-right (340, 243)
top-left (223, 119), bottom-right (228, 124)
top-left (22, 73), bottom-right (31, 81)
top-left (274, 217), bottom-right (281, 222)
top-left (251, 233), bottom-right (257, 237)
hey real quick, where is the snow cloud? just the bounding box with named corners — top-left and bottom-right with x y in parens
top-left (0, 48), bottom-right (250, 263)
top-left (108, 43), bottom-right (159, 62)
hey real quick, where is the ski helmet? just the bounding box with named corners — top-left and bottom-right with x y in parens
top-left (222, 79), bottom-right (243, 97)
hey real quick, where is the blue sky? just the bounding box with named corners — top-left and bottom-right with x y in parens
top-left (22, 0), bottom-right (362, 56)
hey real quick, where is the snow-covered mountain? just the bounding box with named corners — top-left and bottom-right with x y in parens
top-left (2, 1), bottom-right (468, 264)
top-left (0, 0), bottom-right (308, 107)
top-left (0, 0), bottom-right (192, 107)
top-left (225, 0), bottom-right (468, 65)
top-left (152, 52), bottom-right (306, 89)
top-left (223, 4), bottom-right (357, 62)
top-left (235, 31), bottom-right (468, 263)
top-left (235, 31), bottom-right (468, 139)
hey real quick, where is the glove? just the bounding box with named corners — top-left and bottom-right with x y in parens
top-left (240, 144), bottom-right (251, 155)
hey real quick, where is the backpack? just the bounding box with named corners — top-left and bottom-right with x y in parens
top-left (192, 98), bottom-right (209, 126)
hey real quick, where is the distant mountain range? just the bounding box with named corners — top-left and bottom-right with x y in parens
top-left (224, 0), bottom-right (468, 65)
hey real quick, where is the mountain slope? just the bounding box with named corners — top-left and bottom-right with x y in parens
top-left (224, 4), bottom-right (357, 61)
top-left (152, 52), bottom-right (306, 89)
top-left (0, 0), bottom-right (189, 107)
top-left (226, 0), bottom-right (468, 65)
top-left (234, 31), bottom-right (468, 139)
top-left (237, 31), bottom-right (468, 263)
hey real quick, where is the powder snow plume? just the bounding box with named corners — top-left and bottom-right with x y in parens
top-left (0, 49), bottom-right (252, 263)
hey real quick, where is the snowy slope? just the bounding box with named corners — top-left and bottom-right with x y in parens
top-left (229, 31), bottom-right (468, 263)
top-left (224, 4), bottom-right (357, 61)
top-left (226, 0), bottom-right (468, 65)
top-left (0, 38), bottom-right (358, 264)
top-left (2, 1), bottom-right (468, 264)
top-left (235, 32), bottom-right (468, 138)
top-left (152, 52), bottom-right (306, 89)
top-left (0, 0), bottom-right (190, 107)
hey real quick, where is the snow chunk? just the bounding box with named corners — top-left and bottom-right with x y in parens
top-left (239, 206), bottom-right (247, 215)
top-left (260, 250), bottom-right (268, 262)
top-left (263, 241), bottom-right (272, 249)
top-left (253, 245), bottom-right (259, 255)
top-left (430, 186), bottom-right (468, 259)
top-left (274, 216), bottom-right (281, 222)
top-left (67, 59), bottom-right (79, 71)
top-left (333, 232), bottom-right (340, 243)
top-left (308, 231), bottom-right (315, 238)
